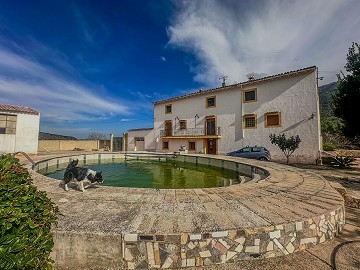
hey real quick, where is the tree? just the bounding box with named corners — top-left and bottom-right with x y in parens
top-left (87, 132), bottom-right (106, 140)
top-left (333, 42), bottom-right (360, 137)
top-left (269, 133), bottom-right (301, 164)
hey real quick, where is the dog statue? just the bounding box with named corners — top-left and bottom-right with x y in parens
top-left (61, 159), bottom-right (103, 192)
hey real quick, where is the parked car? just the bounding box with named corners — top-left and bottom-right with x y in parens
top-left (226, 146), bottom-right (271, 161)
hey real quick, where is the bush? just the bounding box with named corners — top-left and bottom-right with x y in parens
top-left (0, 154), bottom-right (59, 269)
top-left (269, 133), bottom-right (301, 164)
top-left (328, 155), bottom-right (357, 169)
top-left (323, 142), bottom-right (336, 151)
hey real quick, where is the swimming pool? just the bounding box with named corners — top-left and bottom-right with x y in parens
top-left (40, 158), bottom-right (251, 189)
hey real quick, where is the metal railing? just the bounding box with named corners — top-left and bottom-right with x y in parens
top-left (160, 127), bottom-right (221, 137)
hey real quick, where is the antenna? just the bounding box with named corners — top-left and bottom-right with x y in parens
top-left (219, 75), bottom-right (228, 87)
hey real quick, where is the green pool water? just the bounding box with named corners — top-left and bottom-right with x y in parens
top-left (42, 159), bottom-right (249, 189)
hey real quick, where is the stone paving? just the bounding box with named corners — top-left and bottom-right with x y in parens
top-left (24, 153), bottom-right (345, 269)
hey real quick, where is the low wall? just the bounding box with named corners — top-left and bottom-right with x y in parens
top-left (51, 230), bottom-right (124, 269)
top-left (38, 140), bottom-right (100, 152)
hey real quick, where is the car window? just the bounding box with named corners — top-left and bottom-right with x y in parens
top-left (252, 147), bottom-right (261, 152)
top-left (242, 147), bottom-right (251, 153)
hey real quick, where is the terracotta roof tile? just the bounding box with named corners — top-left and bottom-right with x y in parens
top-left (153, 66), bottom-right (316, 105)
top-left (0, 104), bottom-right (39, 115)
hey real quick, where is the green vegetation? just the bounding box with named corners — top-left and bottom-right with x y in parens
top-left (269, 133), bottom-right (301, 164)
top-left (319, 42), bottom-right (360, 150)
top-left (333, 42), bottom-right (360, 138)
top-left (328, 155), bottom-right (357, 169)
top-left (323, 142), bottom-right (336, 151)
top-left (0, 154), bottom-right (59, 269)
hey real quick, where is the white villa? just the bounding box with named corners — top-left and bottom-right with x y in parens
top-left (0, 104), bottom-right (40, 154)
top-left (127, 66), bottom-right (322, 163)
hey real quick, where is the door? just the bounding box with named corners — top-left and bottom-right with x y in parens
top-left (205, 117), bottom-right (216, 135)
top-left (135, 137), bottom-right (145, 151)
top-left (164, 121), bottom-right (172, 136)
top-left (206, 139), bottom-right (217, 154)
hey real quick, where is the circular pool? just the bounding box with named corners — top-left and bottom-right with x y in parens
top-left (39, 154), bottom-right (264, 189)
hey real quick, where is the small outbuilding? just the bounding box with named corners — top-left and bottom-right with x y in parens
top-left (0, 104), bottom-right (40, 154)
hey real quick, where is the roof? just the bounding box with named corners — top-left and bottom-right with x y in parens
top-left (153, 66), bottom-right (316, 105)
top-left (0, 104), bottom-right (39, 115)
top-left (127, 128), bottom-right (153, 132)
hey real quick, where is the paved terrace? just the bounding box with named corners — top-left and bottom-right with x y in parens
top-left (25, 153), bottom-right (345, 269)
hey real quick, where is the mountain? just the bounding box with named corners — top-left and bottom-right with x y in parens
top-left (318, 81), bottom-right (338, 118)
top-left (39, 132), bottom-right (77, 140)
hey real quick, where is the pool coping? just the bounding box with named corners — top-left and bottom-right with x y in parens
top-left (26, 152), bottom-right (345, 269)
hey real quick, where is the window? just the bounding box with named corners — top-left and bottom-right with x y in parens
top-left (243, 89), bottom-right (257, 103)
top-left (163, 141), bottom-right (169, 150)
top-left (240, 147), bottom-right (251, 153)
top-left (165, 104), bottom-right (172, 114)
top-left (206, 96), bottom-right (216, 108)
top-left (265, 112), bottom-right (281, 127)
top-left (243, 114), bottom-right (257, 128)
top-left (179, 120), bottom-right (187, 130)
top-left (189, 141), bottom-right (196, 151)
top-left (0, 114), bottom-right (17, 135)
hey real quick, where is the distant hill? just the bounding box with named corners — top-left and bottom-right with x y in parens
top-left (39, 132), bottom-right (77, 140)
top-left (318, 81), bottom-right (338, 118)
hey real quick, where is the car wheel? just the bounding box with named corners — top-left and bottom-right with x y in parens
top-left (258, 157), bottom-right (267, 161)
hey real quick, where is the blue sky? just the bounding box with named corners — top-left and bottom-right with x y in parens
top-left (0, 0), bottom-right (359, 138)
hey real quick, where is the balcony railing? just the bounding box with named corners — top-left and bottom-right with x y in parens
top-left (160, 127), bottom-right (221, 137)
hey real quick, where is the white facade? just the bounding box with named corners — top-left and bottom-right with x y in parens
top-left (128, 67), bottom-right (322, 163)
top-left (0, 105), bottom-right (40, 154)
top-left (127, 128), bottom-right (156, 151)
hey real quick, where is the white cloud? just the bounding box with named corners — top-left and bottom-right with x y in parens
top-left (0, 47), bottom-right (130, 123)
top-left (161, 56), bottom-right (167, 61)
top-left (168, 0), bottom-right (360, 86)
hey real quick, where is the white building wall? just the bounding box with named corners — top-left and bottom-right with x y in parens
top-left (152, 69), bottom-right (320, 163)
top-left (127, 129), bottom-right (156, 151)
top-left (0, 112), bottom-right (40, 154)
top-left (15, 113), bottom-right (40, 154)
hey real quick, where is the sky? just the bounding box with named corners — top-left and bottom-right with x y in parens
top-left (0, 0), bottom-right (359, 138)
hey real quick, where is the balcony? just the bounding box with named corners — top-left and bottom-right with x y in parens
top-left (160, 127), bottom-right (221, 138)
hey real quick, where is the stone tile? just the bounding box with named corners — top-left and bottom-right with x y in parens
top-left (269, 230), bottom-right (281, 239)
top-left (161, 257), bottom-right (173, 268)
top-left (124, 233), bottom-right (138, 242)
top-left (186, 258), bottom-right (195, 267)
top-left (199, 250), bottom-right (212, 258)
top-left (211, 231), bottom-right (228, 238)
top-left (235, 237), bottom-right (246, 245)
top-left (266, 241), bottom-right (274, 251)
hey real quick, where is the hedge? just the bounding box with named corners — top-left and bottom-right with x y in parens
top-left (0, 154), bottom-right (59, 269)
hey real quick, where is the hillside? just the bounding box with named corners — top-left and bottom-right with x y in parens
top-left (318, 81), bottom-right (338, 118)
top-left (39, 132), bottom-right (77, 140)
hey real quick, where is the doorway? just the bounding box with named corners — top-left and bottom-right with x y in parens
top-left (206, 139), bottom-right (217, 154)
top-left (135, 137), bottom-right (145, 151)
top-left (205, 117), bottom-right (216, 135)
top-left (164, 120), bottom-right (172, 136)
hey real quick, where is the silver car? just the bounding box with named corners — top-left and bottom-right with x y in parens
top-left (226, 146), bottom-right (271, 161)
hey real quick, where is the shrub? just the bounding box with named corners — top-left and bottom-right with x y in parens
top-left (0, 154), bottom-right (59, 269)
top-left (323, 142), bottom-right (336, 151)
top-left (328, 155), bottom-right (357, 169)
top-left (269, 133), bottom-right (301, 164)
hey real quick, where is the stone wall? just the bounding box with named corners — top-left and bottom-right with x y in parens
top-left (122, 206), bottom-right (344, 269)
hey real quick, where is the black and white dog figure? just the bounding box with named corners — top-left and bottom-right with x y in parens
top-left (61, 159), bottom-right (103, 192)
